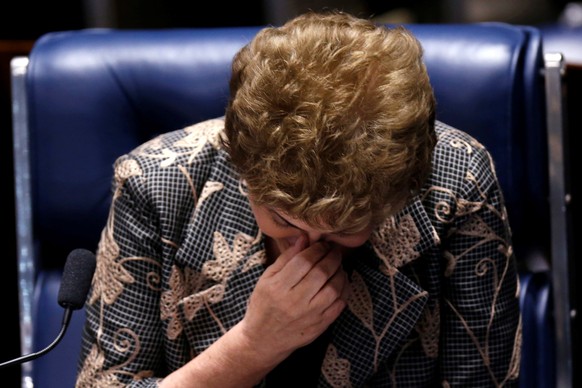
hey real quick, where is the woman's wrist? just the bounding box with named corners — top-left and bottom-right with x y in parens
top-left (159, 320), bottom-right (283, 388)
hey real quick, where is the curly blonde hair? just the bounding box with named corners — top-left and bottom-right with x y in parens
top-left (223, 10), bottom-right (436, 231)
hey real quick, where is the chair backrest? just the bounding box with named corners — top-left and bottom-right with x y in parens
top-left (11, 23), bottom-right (552, 387)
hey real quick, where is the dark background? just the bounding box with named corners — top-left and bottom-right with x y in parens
top-left (0, 0), bottom-right (573, 386)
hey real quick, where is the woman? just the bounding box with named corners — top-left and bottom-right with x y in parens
top-left (76, 10), bottom-right (521, 387)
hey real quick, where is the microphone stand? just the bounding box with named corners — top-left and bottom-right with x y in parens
top-left (0, 308), bottom-right (72, 368)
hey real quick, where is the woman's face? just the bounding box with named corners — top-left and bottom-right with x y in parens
top-left (249, 199), bottom-right (374, 256)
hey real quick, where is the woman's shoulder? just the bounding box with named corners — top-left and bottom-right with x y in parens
top-left (134, 116), bottom-right (225, 155)
top-left (111, 117), bottom-right (232, 201)
top-left (116, 117), bottom-right (227, 171)
top-left (434, 120), bottom-right (495, 166)
top-left (110, 117), bottom-right (236, 216)
top-left (434, 120), bottom-right (487, 152)
top-left (429, 120), bottom-right (499, 192)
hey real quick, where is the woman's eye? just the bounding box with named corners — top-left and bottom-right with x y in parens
top-left (334, 230), bottom-right (359, 238)
top-left (273, 215), bottom-right (292, 228)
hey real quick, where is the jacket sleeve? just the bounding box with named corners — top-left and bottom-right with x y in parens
top-left (76, 153), bottom-right (168, 388)
top-left (439, 144), bottom-right (521, 387)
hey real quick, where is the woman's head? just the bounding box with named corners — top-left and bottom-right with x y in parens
top-left (223, 10), bottom-right (436, 233)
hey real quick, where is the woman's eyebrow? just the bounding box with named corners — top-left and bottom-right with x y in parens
top-left (268, 208), bottom-right (354, 234)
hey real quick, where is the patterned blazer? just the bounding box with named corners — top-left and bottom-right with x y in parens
top-left (76, 118), bottom-right (521, 387)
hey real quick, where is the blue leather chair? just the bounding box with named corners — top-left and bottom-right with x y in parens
top-left (10, 23), bottom-right (555, 387)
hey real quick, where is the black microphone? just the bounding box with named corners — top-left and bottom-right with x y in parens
top-left (0, 248), bottom-right (96, 368)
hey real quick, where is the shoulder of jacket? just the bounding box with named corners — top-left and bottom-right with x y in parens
top-left (117, 117), bottom-right (226, 172)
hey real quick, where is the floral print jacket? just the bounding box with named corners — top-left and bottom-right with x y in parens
top-left (76, 118), bottom-right (521, 387)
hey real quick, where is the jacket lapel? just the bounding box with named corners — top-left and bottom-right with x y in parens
top-left (319, 195), bottom-right (438, 386)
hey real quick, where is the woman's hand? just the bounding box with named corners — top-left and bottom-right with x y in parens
top-left (159, 236), bottom-right (350, 388)
top-left (240, 236), bottom-right (350, 364)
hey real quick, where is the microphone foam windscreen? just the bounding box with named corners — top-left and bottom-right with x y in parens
top-left (58, 248), bottom-right (97, 310)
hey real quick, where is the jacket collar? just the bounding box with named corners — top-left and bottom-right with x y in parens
top-left (369, 193), bottom-right (440, 271)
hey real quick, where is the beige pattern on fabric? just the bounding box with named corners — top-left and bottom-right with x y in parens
top-left (441, 197), bottom-right (517, 386)
top-left (75, 345), bottom-right (128, 387)
top-left (242, 249), bottom-right (268, 272)
top-left (456, 197), bottom-right (485, 217)
top-left (191, 181), bottom-right (224, 220)
top-left (129, 119), bottom-right (225, 169)
top-left (181, 118), bottom-right (224, 149)
top-left (448, 128), bottom-right (485, 154)
top-left (347, 271), bottom-right (428, 372)
top-left (321, 344), bottom-right (352, 388)
top-left (177, 119), bottom-right (224, 164)
top-left (370, 214), bottom-right (421, 271)
top-left (444, 215), bottom-right (507, 278)
top-left (415, 300), bottom-right (440, 358)
top-left (347, 272), bottom-right (374, 331)
top-left (76, 340), bottom-right (157, 387)
top-left (89, 157), bottom-right (143, 306)
top-left (162, 231), bottom-right (264, 335)
top-left (508, 317), bottom-right (522, 381)
top-left (204, 231), bottom-right (259, 282)
top-left (86, 155), bottom-right (165, 386)
top-left (113, 159), bottom-right (142, 199)
top-left (161, 266), bottom-right (206, 340)
top-left (89, 223), bottom-right (135, 305)
top-left (181, 284), bottom-right (226, 322)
